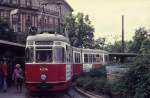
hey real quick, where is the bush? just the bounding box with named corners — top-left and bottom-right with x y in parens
top-left (112, 55), bottom-right (150, 98)
top-left (94, 78), bottom-right (106, 93)
top-left (76, 66), bottom-right (108, 93)
top-left (103, 81), bottom-right (112, 97)
top-left (89, 66), bottom-right (107, 78)
top-left (76, 76), bottom-right (95, 91)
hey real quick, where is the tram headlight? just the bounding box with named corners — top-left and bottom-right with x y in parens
top-left (41, 74), bottom-right (47, 81)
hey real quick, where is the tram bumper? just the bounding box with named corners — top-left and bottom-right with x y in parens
top-left (25, 81), bottom-right (71, 92)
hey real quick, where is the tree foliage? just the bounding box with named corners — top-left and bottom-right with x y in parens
top-left (114, 54), bottom-right (150, 98)
top-left (64, 13), bottom-right (95, 48)
top-left (140, 38), bottom-right (150, 54)
top-left (94, 37), bottom-right (106, 50)
top-left (129, 27), bottom-right (149, 53)
top-left (104, 27), bottom-right (150, 53)
top-left (0, 18), bottom-right (16, 42)
top-left (104, 41), bottom-right (122, 52)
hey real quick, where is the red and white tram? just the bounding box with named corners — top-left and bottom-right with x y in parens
top-left (25, 32), bottom-right (109, 92)
top-left (81, 49), bottom-right (108, 72)
top-left (25, 33), bottom-right (72, 91)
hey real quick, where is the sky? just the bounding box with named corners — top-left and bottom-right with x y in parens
top-left (66, 0), bottom-right (150, 42)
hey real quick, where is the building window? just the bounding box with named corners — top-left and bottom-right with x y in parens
top-left (0, 9), bottom-right (4, 17)
top-left (12, 0), bottom-right (20, 5)
top-left (0, 0), bottom-right (3, 4)
top-left (2, 0), bottom-right (10, 3)
top-left (55, 18), bottom-right (58, 26)
top-left (26, 0), bottom-right (32, 7)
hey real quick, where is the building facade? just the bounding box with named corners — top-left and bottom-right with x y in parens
top-left (0, 0), bottom-right (73, 43)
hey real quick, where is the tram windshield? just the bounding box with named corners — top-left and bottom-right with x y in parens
top-left (35, 46), bottom-right (65, 63)
top-left (36, 50), bottom-right (52, 63)
top-left (26, 45), bottom-right (66, 63)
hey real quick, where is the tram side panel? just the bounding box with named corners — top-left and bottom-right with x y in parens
top-left (73, 64), bottom-right (83, 78)
top-left (72, 49), bottom-right (83, 79)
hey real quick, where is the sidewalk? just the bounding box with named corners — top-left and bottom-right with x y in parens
top-left (0, 87), bottom-right (26, 98)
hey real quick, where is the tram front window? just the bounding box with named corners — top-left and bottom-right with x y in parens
top-left (54, 47), bottom-right (65, 63)
top-left (26, 47), bottom-right (34, 63)
top-left (36, 50), bottom-right (52, 63)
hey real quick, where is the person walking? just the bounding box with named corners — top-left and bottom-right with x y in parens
top-left (2, 60), bottom-right (8, 92)
top-left (0, 61), bottom-right (3, 91)
top-left (12, 64), bottom-right (24, 92)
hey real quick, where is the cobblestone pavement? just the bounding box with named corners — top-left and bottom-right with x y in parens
top-left (0, 86), bottom-right (86, 98)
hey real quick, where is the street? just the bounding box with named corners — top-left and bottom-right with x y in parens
top-left (0, 86), bottom-right (86, 98)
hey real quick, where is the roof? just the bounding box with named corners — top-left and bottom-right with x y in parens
top-left (0, 40), bottom-right (25, 48)
top-left (63, 0), bottom-right (73, 12)
top-left (81, 48), bottom-right (108, 54)
top-left (47, 0), bottom-right (73, 12)
top-left (27, 33), bottom-right (70, 44)
top-left (72, 47), bottom-right (82, 52)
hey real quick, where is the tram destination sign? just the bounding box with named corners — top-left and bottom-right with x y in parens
top-left (35, 41), bottom-right (53, 45)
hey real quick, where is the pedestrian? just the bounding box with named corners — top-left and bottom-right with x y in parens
top-left (2, 59), bottom-right (8, 92)
top-left (0, 60), bottom-right (3, 91)
top-left (12, 64), bottom-right (24, 92)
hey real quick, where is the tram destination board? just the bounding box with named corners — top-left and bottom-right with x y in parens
top-left (35, 41), bottom-right (53, 45)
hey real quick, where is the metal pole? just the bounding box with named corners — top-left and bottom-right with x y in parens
top-left (57, 2), bottom-right (61, 35)
top-left (122, 15), bottom-right (125, 53)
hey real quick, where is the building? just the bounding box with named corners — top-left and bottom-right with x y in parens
top-left (0, 0), bottom-right (73, 43)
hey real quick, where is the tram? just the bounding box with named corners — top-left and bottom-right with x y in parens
top-left (25, 32), bottom-right (109, 92)
top-left (25, 33), bottom-right (72, 91)
top-left (81, 49), bottom-right (108, 72)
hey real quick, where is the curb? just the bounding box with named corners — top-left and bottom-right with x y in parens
top-left (74, 87), bottom-right (106, 98)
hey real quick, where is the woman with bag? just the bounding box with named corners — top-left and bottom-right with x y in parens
top-left (12, 64), bottom-right (24, 92)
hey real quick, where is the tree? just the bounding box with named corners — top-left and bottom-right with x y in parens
top-left (129, 27), bottom-right (148, 53)
top-left (140, 38), bottom-right (150, 54)
top-left (64, 13), bottom-right (95, 48)
top-left (0, 18), bottom-right (16, 42)
top-left (114, 54), bottom-right (150, 98)
top-left (82, 15), bottom-right (95, 48)
top-left (94, 37), bottom-right (106, 49)
top-left (105, 41), bottom-right (122, 52)
top-left (64, 14), bottom-right (78, 47)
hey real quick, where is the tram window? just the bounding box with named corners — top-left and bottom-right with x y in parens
top-left (36, 50), bottom-right (52, 63)
top-left (74, 53), bottom-right (76, 63)
top-left (93, 54), bottom-right (96, 63)
top-left (54, 47), bottom-right (65, 63)
top-left (66, 46), bottom-right (72, 63)
top-left (99, 55), bottom-right (103, 62)
top-left (69, 53), bottom-right (72, 63)
top-left (74, 53), bottom-right (80, 63)
top-left (78, 53), bottom-right (81, 63)
top-left (96, 54), bottom-right (100, 62)
top-left (89, 54), bottom-right (92, 63)
top-left (26, 47), bottom-right (34, 63)
top-left (104, 55), bottom-right (108, 63)
top-left (84, 54), bottom-right (88, 63)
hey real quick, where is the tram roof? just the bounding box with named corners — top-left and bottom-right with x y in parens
top-left (81, 48), bottom-right (108, 54)
top-left (27, 33), bottom-right (70, 44)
